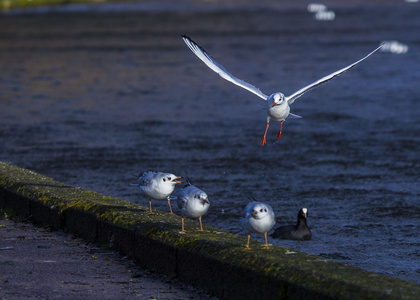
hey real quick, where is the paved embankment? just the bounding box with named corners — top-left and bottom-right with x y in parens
top-left (0, 217), bottom-right (216, 299)
top-left (1, 162), bottom-right (419, 299)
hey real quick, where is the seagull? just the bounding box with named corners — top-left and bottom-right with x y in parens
top-left (182, 35), bottom-right (383, 146)
top-left (242, 201), bottom-right (276, 250)
top-left (136, 171), bottom-right (182, 214)
top-left (271, 208), bottom-right (312, 241)
top-left (173, 179), bottom-right (210, 232)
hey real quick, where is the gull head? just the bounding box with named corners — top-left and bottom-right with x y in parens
top-left (195, 192), bottom-right (209, 205)
top-left (251, 203), bottom-right (271, 219)
top-left (272, 92), bottom-right (285, 107)
top-left (160, 173), bottom-right (182, 185)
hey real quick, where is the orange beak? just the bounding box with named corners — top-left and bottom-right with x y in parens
top-left (172, 176), bottom-right (182, 184)
top-left (252, 211), bottom-right (257, 217)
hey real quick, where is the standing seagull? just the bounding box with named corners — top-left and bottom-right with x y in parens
top-left (242, 201), bottom-right (276, 250)
top-left (137, 171), bottom-right (182, 214)
top-left (174, 180), bottom-right (210, 232)
top-left (182, 35), bottom-right (383, 146)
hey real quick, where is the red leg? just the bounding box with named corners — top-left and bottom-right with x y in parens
top-left (276, 120), bottom-right (284, 140)
top-left (261, 122), bottom-right (269, 146)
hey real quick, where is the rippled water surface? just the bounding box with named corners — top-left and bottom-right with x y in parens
top-left (1, 0), bottom-right (419, 284)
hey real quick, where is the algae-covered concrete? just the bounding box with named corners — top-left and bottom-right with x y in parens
top-left (0, 0), bottom-right (107, 11)
top-left (1, 161), bottom-right (419, 300)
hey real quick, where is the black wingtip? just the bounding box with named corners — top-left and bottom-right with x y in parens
top-left (181, 35), bottom-right (194, 46)
top-left (185, 176), bottom-right (193, 185)
top-left (181, 177), bottom-right (193, 188)
top-left (248, 196), bottom-right (259, 202)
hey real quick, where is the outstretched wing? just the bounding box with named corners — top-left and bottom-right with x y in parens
top-left (286, 44), bottom-right (384, 105)
top-left (182, 35), bottom-right (268, 100)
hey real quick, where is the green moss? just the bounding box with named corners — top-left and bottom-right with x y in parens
top-left (0, 208), bottom-right (19, 220)
top-left (0, 0), bottom-right (110, 11)
top-left (2, 161), bottom-right (420, 299)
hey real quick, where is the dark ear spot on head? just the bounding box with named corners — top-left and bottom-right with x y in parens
top-left (163, 178), bottom-right (166, 182)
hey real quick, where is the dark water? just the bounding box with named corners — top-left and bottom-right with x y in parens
top-left (1, 1), bottom-right (419, 284)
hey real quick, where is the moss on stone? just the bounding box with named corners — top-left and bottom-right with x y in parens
top-left (0, 0), bottom-right (103, 11)
top-left (1, 161), bottom-right (419, 299)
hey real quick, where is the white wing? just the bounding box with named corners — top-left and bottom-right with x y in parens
top-left (182, 35), bottom-right (268, 100)
top-left (286, 44), bottom-right (384, 105)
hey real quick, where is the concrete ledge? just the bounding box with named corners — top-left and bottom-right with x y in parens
top-left (1, 161), bottom-right (419, 299)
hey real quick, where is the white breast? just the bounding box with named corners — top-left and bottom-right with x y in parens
top-left (177, 185), bottom-right (210, 218)
top-left (268, 102), bottom-right (290, 122)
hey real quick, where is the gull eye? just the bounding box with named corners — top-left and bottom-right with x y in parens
top-left (167, 177), bottom-right (171, 180)
top-left (264, 209), bottom-right (267, 212)
top-left (260, 209), bottom-right (263, 212)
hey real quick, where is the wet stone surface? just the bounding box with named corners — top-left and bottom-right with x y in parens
top-left (0, 216), bottom-right (216, 299)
